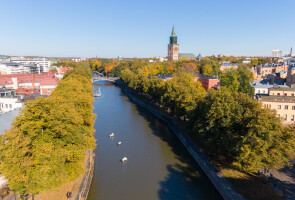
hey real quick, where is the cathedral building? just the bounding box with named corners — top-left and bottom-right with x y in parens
top-left (168, 26), bottom-right (179, 61)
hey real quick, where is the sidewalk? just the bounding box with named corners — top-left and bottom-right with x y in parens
top-left (271, 159), bottom-right (295, 200)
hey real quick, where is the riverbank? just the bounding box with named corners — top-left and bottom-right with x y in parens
top-left (116, 80), bottom-right (244, 200)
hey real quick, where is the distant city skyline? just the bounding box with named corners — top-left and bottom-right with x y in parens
top-left (1, 0), bottom-right (294, 58)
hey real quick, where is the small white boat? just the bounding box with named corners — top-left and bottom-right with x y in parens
top-left (109, 133), bottom-right (114, 138)
top-left (121, 157), bottom-right (127, 162)
top-left (117, 141), bottom-right (122, 145)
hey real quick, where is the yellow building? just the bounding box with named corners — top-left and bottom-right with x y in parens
top-left (258, 86), bottom-right (295, 123)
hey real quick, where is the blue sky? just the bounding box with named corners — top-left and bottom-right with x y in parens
top-left (0, 0), bottom-right (294, 58)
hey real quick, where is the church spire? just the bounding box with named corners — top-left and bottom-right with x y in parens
top-left (169, 25), bottom-right (177, 44)
top-left (171, 25), bottom-right (177, 37)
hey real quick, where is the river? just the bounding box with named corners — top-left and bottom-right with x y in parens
top-left (87, 81), bottom-right (221, 200)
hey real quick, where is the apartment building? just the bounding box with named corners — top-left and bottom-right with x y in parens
top-left (256, 64), bottom-right (288, 77)
top-left (220, 62), bottom-right (239, 72)
top-left (11, 57), bottom-right (51, 72)
top-left (272, 50), bottom-right (283, 58)
top-left (258, 86), bottom-right (295, 122)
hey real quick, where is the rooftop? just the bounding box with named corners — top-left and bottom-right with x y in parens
top-left (196, 54), bottom-right (203, 59)
top-left (221, 63), bottom-right (239, 66)
top-left (258, 95), bottom-right (295, 103)
top-left (257, 64), bottom-right (283, 68)
top-left (0, 55), bottom-right (10, 60)
top-left (252, 83), bottom-right (273, 89)
top-left (269, 85), bottom-right (295, 92)
top-left (197, 74), bottom-right (218, 80)
top-left (179, 53), bottom-right (196, 58)
top-left (0, 88), bottom-right (14, 93)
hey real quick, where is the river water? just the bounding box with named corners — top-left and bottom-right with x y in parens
top-left (87, 81), bottom-right (221, 200)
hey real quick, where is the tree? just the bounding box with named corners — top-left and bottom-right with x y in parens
top-left (202, 65), bottom-right (213, 76)
top-left (220, 65), bottom-right (254, 97)
top-left (191, 88), bottom-right (295, 172)
top-left (220, 69), bottom-right (240, 93)
top-left (179, 62), bottom-right (198, 74)
top-left (0, 65), bottom-right (96, 198)
top-left (237, 65), bottom-right (254, 96)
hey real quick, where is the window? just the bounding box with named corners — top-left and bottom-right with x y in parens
top-left (285, 105), bottom-right (289, 110)
top-left (293, 106), bottom-right (295, 110)
top-left (9, 104), bottom-right (12, 108)
top-left (5, 104), bottom-right (8, 108)
top-left (291, 115), bottom-right (294, 121)
top-left (258, 90), bottom-right (260, 93)
top-left (277, 105), bottom-right (281, 109)
top-left (285, 93), bottom-right (287, 96)
top-left (284, 114), bottom-right (287, 120)
top-left (263, 90), bottom-right (265, 93)
top-left (277, 93), bottom-right (280, 96)
top-left (292, 93), bottom-right (295, 96)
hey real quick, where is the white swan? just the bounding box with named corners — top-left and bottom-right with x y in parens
top-left (109, 133), bottom-right (114, 138)
top-left (117, 141), bottom-right (122, 145)
top-left (121, 157), bottom-right (127, 162)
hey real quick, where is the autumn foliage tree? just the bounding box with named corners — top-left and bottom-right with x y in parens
top-left (119, 59), bottom-right (295, 174)
top-left (0, 65), bottom-right (96, 198)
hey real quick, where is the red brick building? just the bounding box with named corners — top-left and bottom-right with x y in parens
top-left (195, 74), bottom-right (219, 90)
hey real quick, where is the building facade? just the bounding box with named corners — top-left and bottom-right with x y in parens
top-left (0, 55), bottom-right (10, 63)
top-left (286, 65), bottom-right (295, 87)
top-left (0, 89), bottom-right (22, 113)
top-left (253, 83), bottom-right (273, 95)
top-left (272, 50), bottom-right (283, 58)
top-left (11, 57), bottom-right (51, 73)
top-left (168, 26), bottom-right (179, 61)
top-left (195, 74), bottom-right (219, 90)
top-left (256, 64), bottom-right (288, 77)
top-left (258, 86), bottom-right (295, 123)
top-left (220, 62), bottom-right (239, 72)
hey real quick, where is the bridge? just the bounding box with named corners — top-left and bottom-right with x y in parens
top-left (92, 76), bottom-right (119, 82)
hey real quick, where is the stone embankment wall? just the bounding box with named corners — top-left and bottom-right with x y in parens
top-left (117, 81), bottom-right (245, 200)
top-left (77, 150), bottom-right (95, 200)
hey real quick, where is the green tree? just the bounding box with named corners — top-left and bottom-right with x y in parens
top-left (0, 65), bottom-right (96, 198)
top-left (202, 65), bottom-right (214, 76)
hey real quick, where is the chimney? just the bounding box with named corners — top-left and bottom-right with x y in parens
top-left (32, 74), bottom-right (35, 91)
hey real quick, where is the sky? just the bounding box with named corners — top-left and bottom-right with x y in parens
top-left (0, 0), bottom-right (295, 58)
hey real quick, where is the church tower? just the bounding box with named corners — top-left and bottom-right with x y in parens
top-left (168, 26), bottom-right (179, 61)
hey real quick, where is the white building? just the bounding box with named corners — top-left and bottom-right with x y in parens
top-left (0, 55), bottom-right (10, 63)
top-left (11, 57), bottom-right (51, 72)
top-left (253, 83), bottom-right (273, 96)
top-left (72, 58), bottom-right (86, 63)
top-left (0, 89), bottom-right (22, 113)
top-left (272, 50), bottom-right (283, 58)
top-left (0, 63), bottom-right (42, 74)
top-left (0, 63), bottom-right (24, 74)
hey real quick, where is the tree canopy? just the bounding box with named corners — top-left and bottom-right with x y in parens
top-left (0, 64), bottom-right (96, 197)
